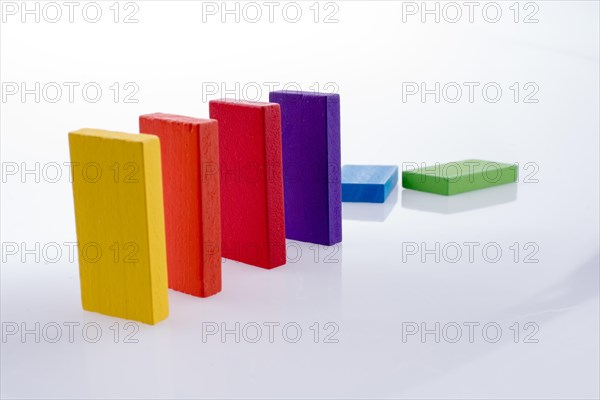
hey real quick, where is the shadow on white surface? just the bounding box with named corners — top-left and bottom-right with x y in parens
top-left (505, 253), bottom-right (600, 319)
top-left (211, 240), bottom-right (344, 319)
top-left (341, 187), bottom-right (399, 222)
top-left (399, 252), bottom-right (600, 398)
top-left (401, 183), bottom-right (518, 214)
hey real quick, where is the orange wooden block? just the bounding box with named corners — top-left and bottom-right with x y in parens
top-left (140, 113), bottom-right (222, 297)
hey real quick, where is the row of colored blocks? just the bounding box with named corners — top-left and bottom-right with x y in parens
top-left (69, 92), bottom-right (342, 324)
top-left (69, 90), bottom-right (518, 325)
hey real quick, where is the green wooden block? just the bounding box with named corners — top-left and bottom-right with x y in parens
top-left (402, 159), bottom-right (518, 195)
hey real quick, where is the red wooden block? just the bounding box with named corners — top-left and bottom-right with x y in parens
top-left (139, 113), bottom-right (221, 297)
top-left (209, 100), bottom-right (286, 269)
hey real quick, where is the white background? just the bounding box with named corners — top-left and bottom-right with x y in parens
top-left (1, 1), bottom-right (599, 398)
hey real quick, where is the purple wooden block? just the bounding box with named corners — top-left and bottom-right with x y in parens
top-left (269, 90), bottom-right (341, 246)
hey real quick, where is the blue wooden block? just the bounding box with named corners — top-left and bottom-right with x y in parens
top-left (342, 165), bottom-right (398, 203)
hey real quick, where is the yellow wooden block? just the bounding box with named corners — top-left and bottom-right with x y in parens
top-left (69, 128), bottom-right (169, 325)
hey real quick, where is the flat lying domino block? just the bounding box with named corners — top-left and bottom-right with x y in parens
top-left (402, 159), bottom-right (518, 195)
top-left (342, 165), bottom-right (398, 203)
top-left (269, 90), bottom-right (341, 246)
top-left (209, 99), bottom-right (286, 269)
top-left (139, 113), bottom-right (221, 298)
top-left (68, 128), bottom-right (169, 324)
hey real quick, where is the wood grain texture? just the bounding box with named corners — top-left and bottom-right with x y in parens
top-left (209, 99), bottom-right (286, 269)
top-left (269, 91), bottom-right (342, 245)
top-left (139, 113), bottom-right (222, 297)
top-left (69, 128), bottom-right (169, 324)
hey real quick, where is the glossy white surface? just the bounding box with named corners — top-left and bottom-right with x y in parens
top-left (1, 1), bottom-right (599, 398)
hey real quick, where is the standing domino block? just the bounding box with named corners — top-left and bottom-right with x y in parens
top-left (209, 99), bottom-right (286, 269)
top-left (342, 165), bottom-right (398, 203)
top-left (269, 91), bottom-right (342, 246)
top-left (139, 113), bottom-right (221, 297)
top-left (68, 129), bottom-right (169, 324)
top-left (402, 159), bottom-right (518, 195)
